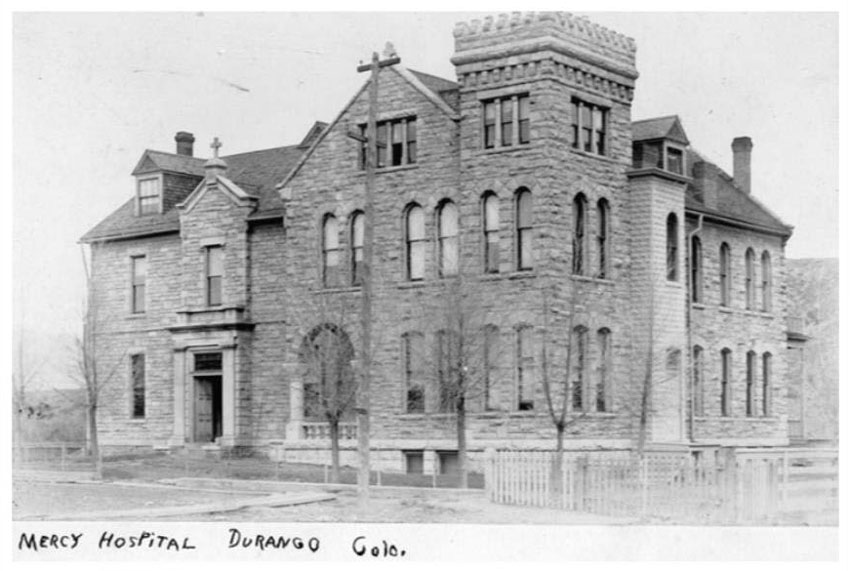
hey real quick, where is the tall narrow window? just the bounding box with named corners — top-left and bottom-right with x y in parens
top-left (572, 326), bottom-right (588, 411)
top-left (596, 199), bottom-right (610, 279)
top-left (500, 98), bottom-right (514, 146)
top-left (596, 328), bottom-right (611, 412)
top-left (516, 189), bottom-right (533, 271)
top-left (516, 326), bottom-right (535, 411)
top-left (720, 243), bottom-right (731, 307)
top-left (321, 214), bottom-right (340, 288)
top-left (483, 100), bottom-right (497, 149)
top-left (745, 248), bottom-right (756, 310)
top-left (131, 255), bottom-right (147, 314)
top-left (518, 95), bottom-right (530, 144)
top-left (693, 345), bottom-right (704, 416)
top-left (438, 200), bottom-right (459, 277)
top-left (721, 348), bottom-right (732, 416)
top-left (762, 352), bottom-right (772, 416)
top-left (746, 350), bottom-right (756, 417)
top-left (376, 123), bottom-right (387, 168)
top-left (350, 211), bottom-right (364, 286)
top-left (482, 193), bottom-right (500, 273)
top-left (402, 332), bottom-right (425, 413)
top-left (761, 251), bottom-right (772, 312)
top-left (483, 325), bottom-right (500, 410)
top-left (405, 204), bottom-right (426, 281)
top-left (406, 120), bottom-right (417, 164)
top-left (666, 213), bottom-right (679, 281)
top-left (691, 236), bottom-right (703, 303)
top-left (205, 245), bottom-right (223, 307)
top-left (130, 353), bottom-right (145, 418)
top-left (137, 177), bottom-right (160, 215)
top-left (391, 121), bottom-right (405, 165)
top-left (436, 330), bottom-right (458, 413)
top-left (572, 193), bottom-right (587, 275)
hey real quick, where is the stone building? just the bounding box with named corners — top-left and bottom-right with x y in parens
top-left (81, 13), bottom-right (798, 473)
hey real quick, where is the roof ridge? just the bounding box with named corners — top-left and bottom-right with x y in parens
top-left (631, 114), bottom-right (679, 124)
top-left (409, 68), bottom-right (458, 89)
top-left (223, 144), bottom-right (301, 159)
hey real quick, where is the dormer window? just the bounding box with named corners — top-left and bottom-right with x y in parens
top-left (632, 141), bottom-right (686, 175)
top-left (137, 177), bottom-right (161, 215)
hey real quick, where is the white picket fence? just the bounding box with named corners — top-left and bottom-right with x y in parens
top-left (485, 448), bottom-right (838, 524)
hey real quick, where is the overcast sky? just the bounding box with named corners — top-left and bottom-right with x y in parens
top-left (11, 11), bottom-right (839, 340)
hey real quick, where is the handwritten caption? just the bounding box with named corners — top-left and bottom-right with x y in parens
top-left (18, 528), bottom-right (407, 558)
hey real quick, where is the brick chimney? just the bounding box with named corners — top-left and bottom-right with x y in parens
top-left (175, 131), bottom-right (195, 156)
top-left (693, 161), bottom-right (718, 209)
top-left (731, 136), bottom-right (753, 194)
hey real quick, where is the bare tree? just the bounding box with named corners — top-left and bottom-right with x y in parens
top-left (298, 313), bottom-right (358, 483)
top-left (71, 245), bottom-right (125, 477)
top-left (415, 275), bottom-right (494, 488)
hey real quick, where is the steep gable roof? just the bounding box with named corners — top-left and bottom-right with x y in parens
top-left (409, 69), bottom-right (459, 110)
top-left (131, 150), bottom-right (206, 176)
top-left (82, 142), bottom-right (308, 242)
top-left (685, 148), bottom-right (792, 236)
top-left (632, 115), bottom-right (689, 145)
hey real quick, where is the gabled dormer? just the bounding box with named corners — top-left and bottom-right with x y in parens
top-left (130, 131), bottom-right (205, 216)
top-left (631, 115), bottom-right (690, 176)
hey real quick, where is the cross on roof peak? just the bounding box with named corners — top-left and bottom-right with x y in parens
top-left (210, 137), bottom-right (222, 158)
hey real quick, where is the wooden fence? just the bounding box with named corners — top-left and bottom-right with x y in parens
top-left (485, 447), bottom-right (838, 524)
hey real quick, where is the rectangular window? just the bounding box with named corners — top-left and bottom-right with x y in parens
top-left (571, 98), bottom-right (608, 156)
top-left (483, 326), bottom-right (500, 410)
top-left (205, 245), bottom-right (223, 307)
top-left (746, 352), bottom-right (756, 417)
top-left (131, 255), bottom-right (147, 314)
top-left (360, 117), bottom-right (416, 169)
top-left (517, 327), bottom-right (535, 411)
top-left (693, 346), bottom-right (705, 416)
top-left (403, 333), bottom-right (425, 413)
top-left (572, 328), bottom-right (587, 411)
top-left (721, 350), bottom-right (732, 417)
top-left (404, 451), bottom-right (424, 474)
top-left (437, 331), bottom-right (458, 413)
top-left (138, 178), bottom-right (160, 215)
top-left (482, 94), bottom-right (530, 149)
top-left (131, 353), bottom-right (145, 418)
top-left (667, 147), bottom-right (684, 175)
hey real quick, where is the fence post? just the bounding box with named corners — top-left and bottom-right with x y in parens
top-left (484, 447), bottom-right (496, 500)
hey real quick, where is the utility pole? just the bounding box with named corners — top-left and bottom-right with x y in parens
top-left (354, 44), bottom-right (400, 506)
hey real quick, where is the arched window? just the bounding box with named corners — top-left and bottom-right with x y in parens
top-left (596, 199), bottom-right (610, 279)
top-left (483, 325), bottom-right (500, 410)
top-left (571, 325), bottom-right (588, 411)
top-left (666, 213), bottom-right (678, 281)
top-left (762, 352), bottom-right (772, 416)
top-left (405, 204), bottom-right (426, 281)
top-left (721, 348), bottom-right (732, 416)
top-left (693, 345), bottom-right (704, 416)
top-left (402, 332), bottom-right (425, 413)
top-left (516, 325), bottom-right (535, 410)
top-left (745, 248), bottom-right (756, 310)
top-left (350, 211), bottom-right (364, 286)
top-left (691, 236), bottom-right (703, 303)
top-left (482, 193), bottom-right (500, 273)
top-left (761, 251), bottom-right (772, 312)
top-left (746, 350), bottom-right (756, 416)
top-left (516, 188), bottom-right (533, 270)
top-left (321, 214), bottom-right (339, 287)
top-left (596, 328), bottom-right (611, 412)
top-left (720, 243), bottom-right (731, 306)
top-left (438, 200), bottom-right (459, 277)
top-left (572, 193), bottom-right (587, 275)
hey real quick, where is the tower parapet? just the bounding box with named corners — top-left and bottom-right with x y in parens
top-left (452, 12), bottom-right (638, 103)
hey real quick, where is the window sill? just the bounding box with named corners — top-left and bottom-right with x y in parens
top-left (701, 416), bottom-right (778, 422)
top-left (570, 275), bottom-right (614, 286)
top-left (126, 313), bottom-right (147, 320)
top-left (354, 164), bottom-right (419, 175)
top-left (476, 143), bottom-right (534, 157)
top-left (128, 418), bottom-right (146, 423)
top-left (480, 270), bottom-right (537, 282)
top-left (569, 147), bottom-right (621, 165)
top-left (313, 285), bottom-right (362, 295)
top-left (396, 280), bottom-right (427, 290)
top-left (691, 303), bottom-right (706, 310)
top-left (718, 306), bottom-right (734, 314)
top-left (665, 280), bottom-right (682, 289)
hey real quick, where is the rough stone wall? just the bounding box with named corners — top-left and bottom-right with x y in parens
top-left (89, 233), bottom-right (181, 445)
top-left (687, 220), bottom-right (789, 443)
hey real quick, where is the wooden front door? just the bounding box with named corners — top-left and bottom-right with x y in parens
top-left (194, 377), bottom-right (222, 442)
